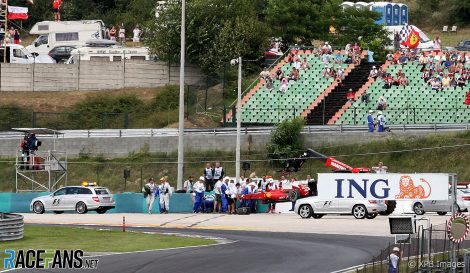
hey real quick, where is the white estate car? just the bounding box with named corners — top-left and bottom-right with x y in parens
top-left (295, 197), bottom-right (387, 219)
top-left (30, 184), bottom-right (115, 214)
top-left (412, 188), bottom-right (469, 215)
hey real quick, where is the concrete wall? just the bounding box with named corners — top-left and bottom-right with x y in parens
top-left (0, 61), bottom-right (203, 91)
top-left (0, 130), bottom-right (458, 158)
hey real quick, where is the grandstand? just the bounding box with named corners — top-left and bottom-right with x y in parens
top-left (226, 51), bottom-right (470, 127)
top-left (334, 61), bottom-right (470, 125)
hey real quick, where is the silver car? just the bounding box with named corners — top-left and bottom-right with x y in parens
top-left (295, 197), bottom-right (387, 219)
top-left (412, 189), bottom-right (467, 216)
top-left (30, 185), bottom-right (115, 214)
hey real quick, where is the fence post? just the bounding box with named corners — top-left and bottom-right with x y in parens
top-left (31, 112), bottom-right (37, 128)
top-left (124, 112), bottom-right (129, 129)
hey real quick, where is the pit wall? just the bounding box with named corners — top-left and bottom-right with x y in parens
top-left (0, 193), bottom-right (268, 213)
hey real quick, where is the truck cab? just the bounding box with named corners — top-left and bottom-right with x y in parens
top-left (0, 44), bottom-right (56, 64)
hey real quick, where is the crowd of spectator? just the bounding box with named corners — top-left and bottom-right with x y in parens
top-left (104, 23), bottom-right (142, 47)
top-left (0, 24), bottom-right (20, 45)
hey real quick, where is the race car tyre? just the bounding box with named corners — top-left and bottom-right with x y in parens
top-left (312, 214), bottom-right (324, 219)
top-left (289, 189), bottom-right (300, 202)
top-left (379, 201), bottom-right (396, 215)
top-left (298, 205), bottom-right (313, 219)
top-left (352, 205), bottom-right (367, 219)
top-left (437, 211), bottom-right (447, 216)
top-left (76, 202), bottom-right (88, 214)
top-left (413, 202), bottom-right (425, 215)
top-left (366, 213), bottom-right (377, 219)
top-left (53, 211), bottom-right (64, 214)
top-left (96, 208), bottom-right (107, 214)
top-left (33, 201), bottom-right (45, 214)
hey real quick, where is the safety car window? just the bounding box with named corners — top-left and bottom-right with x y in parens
top-left (66, 187), bottom-right (80, 195)
top-left (53, 188), bottom-right (66, 196)
top-left (78, 188), bottom-right (92, 195)
top-left (94, 188), bottom-right (109, 195)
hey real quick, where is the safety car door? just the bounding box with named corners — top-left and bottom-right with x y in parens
top-left (313, 200), bottom-right (336, 213)
top-left (50, 188), bottom-right (67, 210)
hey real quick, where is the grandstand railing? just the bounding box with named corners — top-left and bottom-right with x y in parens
top-left (0, 124), bottom-right (469, 139)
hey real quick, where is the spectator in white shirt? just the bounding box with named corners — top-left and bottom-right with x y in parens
top-left (372, 162), bottom-right (388, 174)
top-left (132, 25), bottom-right (141, 47)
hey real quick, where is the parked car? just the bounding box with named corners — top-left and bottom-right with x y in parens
top-left (30, 183), bottom-right (115, 214)
top-left (294, 197), bottom-right (387, 219)
top-left (411, 188), bottom-right (468, 215)
top-left (48, 45), bottom-right (78, 63)
top-left (455, 40), bottom-right (470, 51)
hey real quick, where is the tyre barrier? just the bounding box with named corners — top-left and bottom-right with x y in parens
top-left (0, 213), bottom-right (24, 241)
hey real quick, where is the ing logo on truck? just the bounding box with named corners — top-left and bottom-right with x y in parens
top-left (395, 175), bottom-right (431, 199)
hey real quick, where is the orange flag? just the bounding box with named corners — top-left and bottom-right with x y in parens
top-left (401, 28), bottom-right (420, 49)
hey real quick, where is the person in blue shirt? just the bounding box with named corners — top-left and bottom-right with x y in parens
top-left (367, 110), bottom-right (375, 132)
top-left (377, 111), bottom-right (387, 133)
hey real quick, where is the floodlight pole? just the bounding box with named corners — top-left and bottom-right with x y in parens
top-left (235, 57), bottom-right (242, 184)
top-left (176, 0), bottom-right (185, 190)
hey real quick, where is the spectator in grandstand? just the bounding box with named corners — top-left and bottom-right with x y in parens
top-left (367, 110), bottom-right (375, 132)
top-left (334, 52), bottom-right (343, 64)
top-left (321, 52), bottom-right (331, 64)
top-left (203, 162), bottom-right (214, 192)
top-left (386, 52), bottom-right (394, 62)
top-left (279, 77), bottom-right (289, 93)
top-left (361, 91), bottom-right (370, 104)
top-left (398, 53), bottom-right (408, 65)
top-left (322, 65), bottom-right (329, 78)
top-left (275, 68), bottom-right (284, 80)
top-left (265, 76), bottom-right (273, 92)
top-left (260, 67), bottom-right (270, 80)
top-left (8, 27), bottom-right (14, 44)
top-left (13, 28), bottom-right (20, 44)
top-left (429, 77), bottom-right (442, 91)
top-left (345, 52), bottom-right (353, 64)
top-left (457, 75), bottom-right (467, 89)
top-left (369, 66), bottom-right (379, 80)
top-left (109, 26), bottom-right (117, 41)
top-left (352, 43), bottom-right (361, 54)
top-left (322, 42), bottom-right (332, 55)
top-left (419, 53), bottom-right (428, 65)
top-left (377, 96), bottom-right (388, 110)
top-left (336, 67), bottom-right (345, 83)
top-left (383, 74), bottom-right (393, 89)
top-left (372, 161), bottom-right (388, 173)
top-left (119, 23), bottom-right (126, 46)
top-left (285, 52), bottom-right (294, 64)
top-left (346, 88), bottom-right (355, 102)
top-left (289, 68), bottom-right (300, 81)
top-left (132, 25), bottom-right (141, 47)
top-left (377, 111), bottom-right (387, 133)
top-left (442, 74), bottom-right (451, 89)
top-left (433, 36), bottom-right (442, 54)
top-left (301, 57), bottom-right (310, 71)
top-left (450, 76), bottom-right (458, 90)
top-left (53, 0), bottom-right (62, 22)
top-left (465, 89), bottom-right (470, 106)
top-left (398, 74), bottom-right (409, 87)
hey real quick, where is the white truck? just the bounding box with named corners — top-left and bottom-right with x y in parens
top-left (66, 45), bottom-right (152, 64)
top-left (0, 44), bottom-right (55, 64)
top-left (26, 20), bottom-right (105, 56)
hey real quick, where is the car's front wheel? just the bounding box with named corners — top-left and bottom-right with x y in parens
top-left (33, 201), bottom-right (45, 214)
top-left (366, 213), bottom-right (377, 219)
top-left (289, 189), bottom-right (300, 202)
top-left (96, 208), bottom-right (107, 214)
top-left (298, 204), bottom-right (313, 219)
top-left (76, 202), bottom-right (88, 214)
top-left (413, 202), bottom-right (425, 215)
top-left (352, 205), bottom-right (367, 219)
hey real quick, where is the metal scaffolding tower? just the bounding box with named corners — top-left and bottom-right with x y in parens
top-left (1, 0), bottom-right (7, 63)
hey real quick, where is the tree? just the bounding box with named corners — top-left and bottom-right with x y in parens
top-left (145, 0), bottom-right (269, 74)
top-left (266, 118), bottom-right (305, 163)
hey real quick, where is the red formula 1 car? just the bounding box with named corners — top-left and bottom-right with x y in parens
top-left (241, 185), bottom-right (311, 203)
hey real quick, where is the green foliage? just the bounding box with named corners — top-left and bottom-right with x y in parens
top-left (267, 118), bottom-right (305, 161)
top-left (146, 0), bottom-right (269, 74)
top-left (149, 85), bottom-right (179, 110)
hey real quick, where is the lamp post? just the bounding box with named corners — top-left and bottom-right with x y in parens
top-left (176, 0), bottom-right (185, 190)
top-left (231, 57), bottom-right (242, 184)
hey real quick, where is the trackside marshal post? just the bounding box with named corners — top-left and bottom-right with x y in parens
top-left (317, 173), bottom-right (450, 200)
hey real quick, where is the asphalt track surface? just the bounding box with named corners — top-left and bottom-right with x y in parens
top-left (9, 226), bottom-right (393, 273)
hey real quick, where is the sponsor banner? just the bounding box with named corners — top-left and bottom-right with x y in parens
top-left (318, 173), bottom-right (450, 200)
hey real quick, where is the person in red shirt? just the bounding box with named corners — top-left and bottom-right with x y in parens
top-left (465, 89), bottom-right (470, 106)
top-left (53, 0), bottom-right (62, 21)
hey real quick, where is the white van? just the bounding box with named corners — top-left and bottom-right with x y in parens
top-left (26, 20), bottom-right (105, 56)
top-left (385, 25), bottom-right (434, 50)
top-left (66, 46), bottom-right (151, 64)
top-left (0, 44), bottom-right (55, 64)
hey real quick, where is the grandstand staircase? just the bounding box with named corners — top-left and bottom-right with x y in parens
top-left (304, 61), bottom-right (383, 125)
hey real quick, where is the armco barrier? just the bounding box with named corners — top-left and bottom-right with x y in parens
top-left (0, 213), bottom-right (24, 241)
top-left (0, 193), bottom-right (268, 213)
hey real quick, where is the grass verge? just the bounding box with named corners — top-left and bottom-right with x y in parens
top-left (1, 225), bottom-right (215, 255)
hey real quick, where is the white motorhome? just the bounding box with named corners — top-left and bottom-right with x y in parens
top-left (385, 25), bottom-right (434, 50)
top-left (66, 46), bottom-right (151, 64)
top-left (26, 20), bottom-right (105, 56)
top-left (0, 44), bottom-right (56, 64)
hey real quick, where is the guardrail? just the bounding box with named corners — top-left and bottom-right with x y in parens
top-left (0, 213), bottom-right (24, 241)
top-left (0, 124), bottom-right (468, 139)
